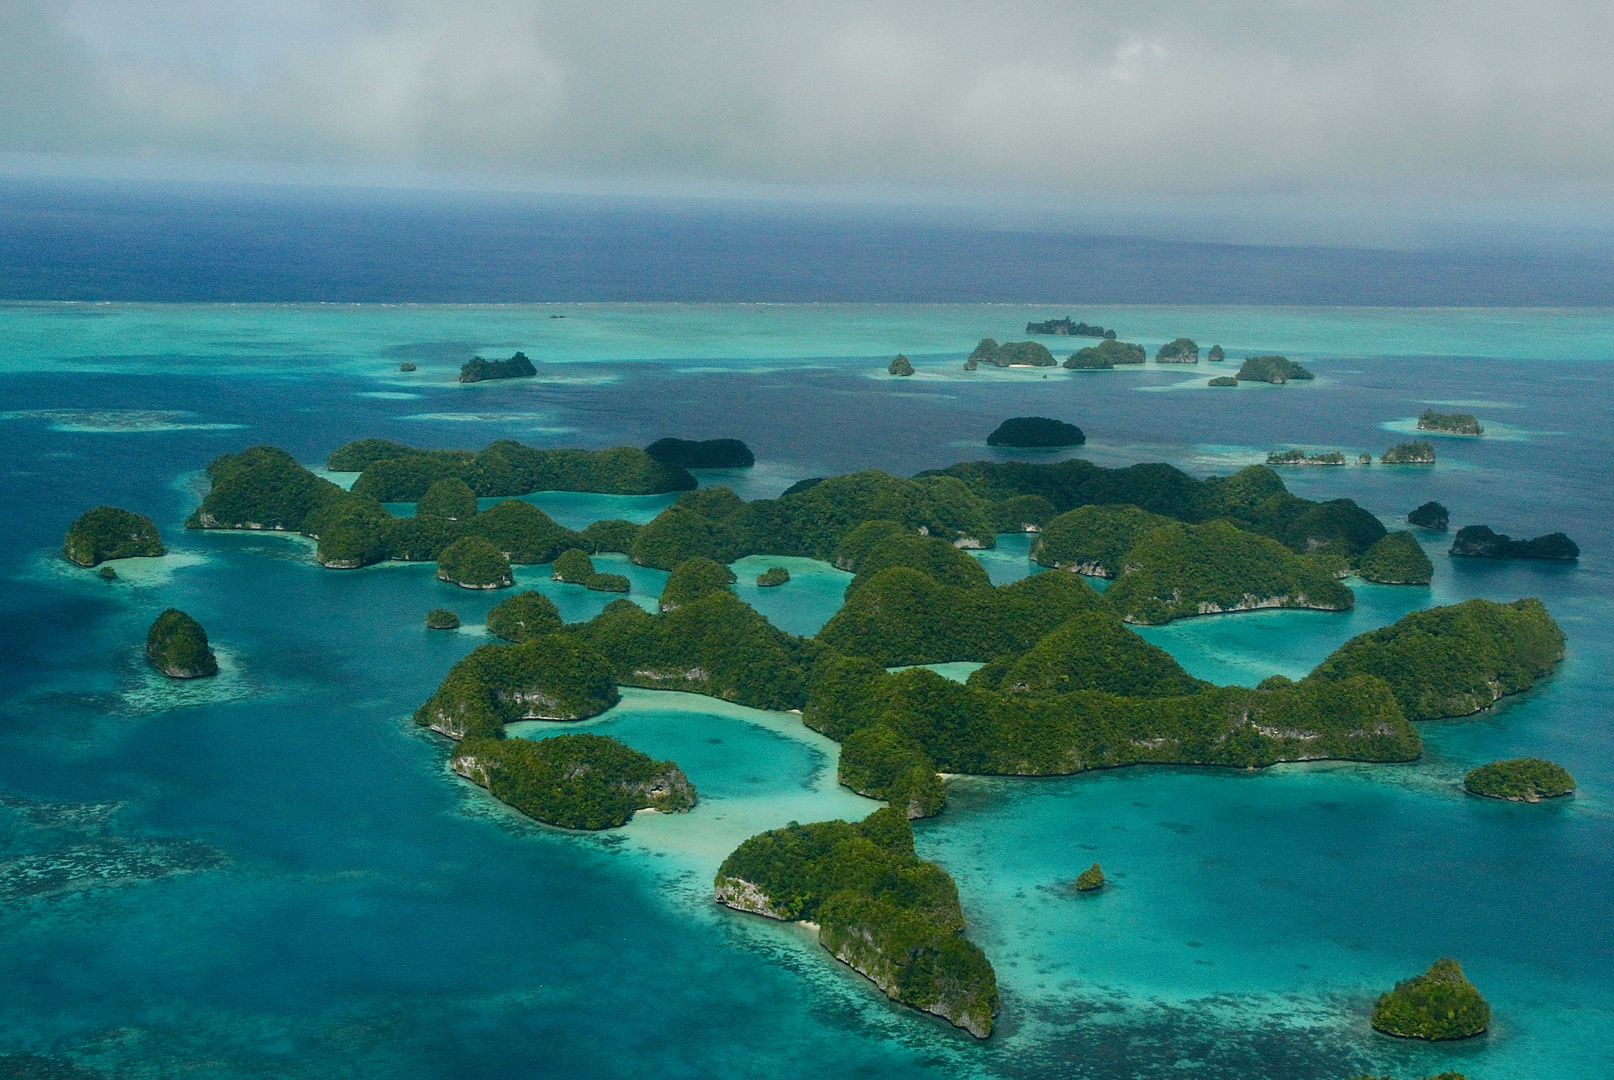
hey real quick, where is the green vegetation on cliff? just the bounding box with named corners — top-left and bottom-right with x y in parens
top-left (757, 566), bottom-right (790, 587)
top-left (425, 608), bottom-right (461, 630)
top-left (1267, 449), bottom-right (1345, 466)
top-left (887, 354), bottom-right (914, 376)
top-left (1207, 345), bottom-right (1225, 361)
top-left (459, 351), bottom-right (537, 383)
top-left (146, 609), bottom-right (218, 679)
top-left (715, 808), bottom-right (997, 1037)
top-left (436, 536), bottom-right (513, 589)
top-left (1026, 317), bottom-right (1112, 337)
top-left (415, 634), bottom-right (620, 738)
top-left (1356, 532), bottom-right (1433, 585)
top-left (1382, 441), bottom-right (1435, 464)
top-left (838, 725), bottom-right (947, 819)
top-left (1105, 520), bottom-right (1353, 625)
top-left (986, 417), bottom-right (1085, 448)
top-left (189, 446), bottom-right (344, 531)
top-left (1033, 504), bottom-right (1173, 578)
top-left (1418, 410), bottom-right (1483, 436)
top-left (1236, 355), bottom-right (1314, 383)
top-left (1408, 501), bottom-right (1449, 530)
top-left (966, 611), bottom-right (1209, 699)
top-left (1074, 863), bottom-right (1105, 891)
top-left (1464, 758), bottom-right (1575, 801)
top-left (328, 437), bottom-right (697, 502)
top-left (1065, 339), bottom-right (1145, 368)
top-left (1208, 376), bottom-right (1237, 386)
top-left (1371, 959), bottom-right (1490, 1040)
top-left (485, 590), bottom-right (563, 643)
top-left (552, 548), bottom-right (595, 584)
top-left (658, 556), bottom-right (737, 611)
top-left (1308, 598), bottom-right (1564, 720)
top-left (452, 733), bottom-right (693, 829)
top-left (416, 478), bottom-right (478, 520)
top-left (1154, 338), bottom-right (1199, 362)
top-left (965, 339), bottom-right (1057, 369)
top-left (1450, 526), bottom-right (1579, 560)
top-left (64, 506), bottom-right (165, 566)
top-left (839, 526), bottom-right (991, 594)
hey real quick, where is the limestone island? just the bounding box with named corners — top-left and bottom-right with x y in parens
top-left (399, 362), bottom-right (416, 372)
top-left (714, 808), bottom-right (998, 1038)
top-left (1074, 863), bottom-right (1105, 891)
top-left (964, 339), bottom-right (1056, 369)
top-left (452, 733), bottom-right (694, 829)
top-left (1207, 345), bottom-right (1225, 361)
top-left (485, 590), bottom-right (563, 643)
top-left (987, 417), bottom-right (1085, 448)
top-left (98, 566), bottom-right (118, 580)
top-left (1155, 337), bottom-right (1199, 363)
top-left (1382, 441), bottom-right (1436, 464)
top-left (1026, 317), bottom-right (1114, 338)
top-left (1208, 376), bottom-right (1238, 386)
top-left (437, 536), bottom-right (513, 589)
top-left (1065, 339), bottom-right (1145, 369)
top-left (1267, 449), bottom-right (1346, 466)
top-left (417, 633), bottom-right (620, 737)
top-left (1356, 532), bottom-right (1433, 585)
top-left (659, 556), bottom-right (738, 611)
top-left (1464, 758), bottom-right (1575, 802)
top-left (1418, 410), bottom-right (1483, 436)
top-left (459, 351), bottom-right (537, 383)
top-left (1236, 355), bottom-right (1314, 383)
top-left (1371, 959), bottom-right (1490, 1040)
top-left (645, 437), bottom-right (755, 469)
top-left (425, 608), bottom-right (461, 630)
top-left (1408, 501), bottom-right (1450, 530)
top-left (757, 566), bottom-right (790, 587)
top-left (1450, 526), bottom-right (1579, 561)
top-left (887, 354), bottom-right (914, 376)
top-left (146, 609), bottom-right (218, 679)
top-left (64, 506), bottom-right (166, 567)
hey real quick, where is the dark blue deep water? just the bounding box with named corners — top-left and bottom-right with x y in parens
top-left (1, 301), bottom-right (1611, 1080)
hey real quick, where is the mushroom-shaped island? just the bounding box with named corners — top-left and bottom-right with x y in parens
top-left (64, 506), bottom-right (166, 567)
top-left (146, 609), bottom-right (218, 679)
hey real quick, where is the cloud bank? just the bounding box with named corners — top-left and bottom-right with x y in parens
top-left (6, 0), bottom-right (1614, 201)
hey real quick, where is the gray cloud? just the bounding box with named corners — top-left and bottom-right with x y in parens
top-left (7, 0), bottom-right (1614, 202)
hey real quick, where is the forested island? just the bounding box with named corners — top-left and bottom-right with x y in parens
top-left (1267, 450), bottom-right (1346, 466)
top-left (964, 339), bottom-right (1057, 368)
top-left (1418, 410), bottom-right (1483, 435)
top-left (146, 609), bottom-right (218, 679)
top-left (1450, 526), bottom-right (1579, 560)
top-left (1371, 959), bottom-right (1490, 1040)
top-left (887, 354), bottom-right (914, 376)
top-left (1356, 532), bottom-right (1434, 584)
top-left (645, 437), bottom-right (755, 469)
top-left (1408, 501), bottom-right (1450, 529)
top-left (986, 417), bottom-right (1085, 448)
top-left (452, 733), bottom-right (694, 829)
top-left (459, 352), bottom-right (537, 383)
top-left (1382, 441), bottom-right (1436, 464)
top-left (1155, 338), bottom-right (1199, 363)
top-left (1236, 355), bottom-right (1314, 383)
top-left (1065, 339), bottom-right (1146, 368)
top-left (1026, 318), bottom-right (1114, 338)
top-left (1464, 758), bottom-right (1575, 801)
top-left (64, 506), bottom-right (165, 566)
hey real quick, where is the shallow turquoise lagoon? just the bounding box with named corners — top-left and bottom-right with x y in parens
top-left (2, 302), bottom-right (1611, 1079)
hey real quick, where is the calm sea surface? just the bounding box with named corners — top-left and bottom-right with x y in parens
top-left (0, 302), bottom-right (1610, 1079)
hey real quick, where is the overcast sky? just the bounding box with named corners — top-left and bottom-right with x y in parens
top-left (5, 0), bottom-right (1614, 244)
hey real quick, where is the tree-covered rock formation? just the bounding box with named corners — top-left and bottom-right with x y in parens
top-left (587, 572), bottom-right (631, 592)
top-left (64, 506), bottom-right (166, 566)
top-left (838, 526), bottom-right (992, 594)
top-left (714, 808), bottom-right (998, 1037)
top-left (658, 556), bottom-right (737, 611)
top-left (1026, 317), bottom-right (1113, 338)
top-left (416, 478), bottom-right (478, 520)
top-left (459, 351), bottom-right (537, 383)
top-left (1154, 338), bottom-right (1199, 363)
top-left (146, 609), bottom-right (218, 679)
top-left (1064, 339), bottom-right (1145, 368)
top-left (425, 608), bottom-right (461, 630)
top-left (989, 494), bottom-right (1057, 532)
top-left (1450, 526), bottom-right (1579, 560)
top-left (1104, 520), bottom-right (1353, 625)
top-left (1370, 959), bottom-right (1490, 1040)
top-left (552, 548), bottom-right (595, 584)
top-left (1382, 441), bottom-right (1436, 464)
top-left (399, 362), bottom-right (416, 371)
top-left (415, 634), bottom-right (620, 738)
top-left (1207, 345), bottom-right (1225, 361)
top-left (1418, 410), bottom-right (1483, 436)
top-left (644, 437), bottom-right (755, 469)
top-left (190, 446), bottom-right (345, 532)
top-left (1033, 504), bottom-right (1174, 578)
top-left (887, 354), bottom-right (914, 376)
top-left (1463, 758), bottom-right (1575, 801)
top-left (1207, 376), bottom-right (1238, 386)
top-left (1307, 598), bottom-right (1564, 720)
top-left (1236, 355), bottom-right (1314, 383)
top-left (1074, 863), bottom-right (1105, 891)
top-left (577, 518), bottom-right (640, 554)
top-left (1408, 501), bottom-right (1450, 530)
top-left (757, 566), bottom-right (790, 586)
top-left (966, 611), bottom-right (1210, 699)
top-left (98, 566), bottom-right (117, 580)
top-left (1356, 532), bottom-right (1433, 585)
top-left (964, 339), bottom-right (1057, 369)
top-left (485, 590), bottom-right (563, 643)
top-left (1267, 449), bottom-right (1346, 466)
top-left (837, 724), bottom-right (947, 819)
top-left (328, 438), bottom-right (697, 501)
top-left (451, 733), bottom-right (693, 829)
top-left (436, 536), bottom-right (513, 589)
top-left (987, 417), bottom-right (1085, 448)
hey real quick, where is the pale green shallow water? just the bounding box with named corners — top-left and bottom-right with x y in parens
top-left (1, 301), bottom-right (1610, 1079)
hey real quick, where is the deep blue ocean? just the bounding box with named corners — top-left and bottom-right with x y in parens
top-left (1, 204), bottom-right (1612, 1080)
